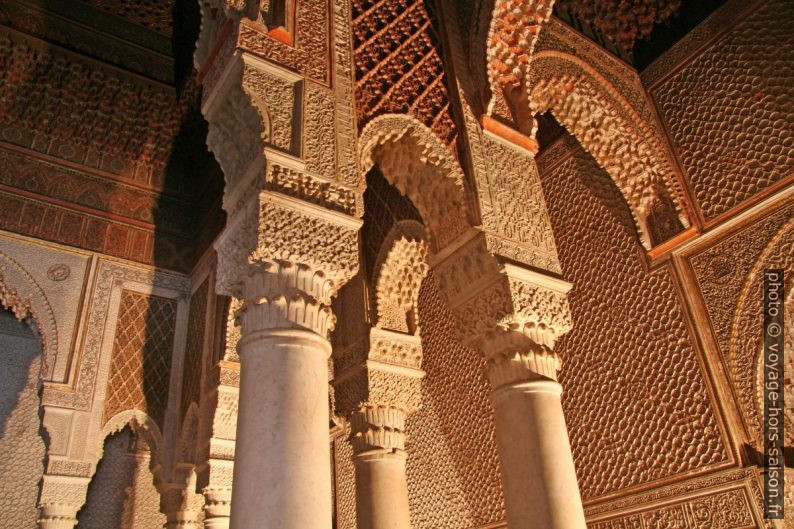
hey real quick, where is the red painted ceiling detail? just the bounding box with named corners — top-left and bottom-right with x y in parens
top-left (352, 0), bottom-right (458, 149)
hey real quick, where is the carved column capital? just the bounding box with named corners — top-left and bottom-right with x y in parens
top-left (215, 191), bottom-right (361, 339)
top-left (160, 478), bottom-right (204, 529)
top-left (203, 487), bottom-right (232, 529)
top-left (431, 228), bottom-right (572, 383)
top-left (37, 475), bottom-right (90, 529)
top-left (37, 504), bottom-right (79, 529)
top-left (350, 405), bottom-right (407, 455)
top-left (333, 328), bottom-right (425, 415)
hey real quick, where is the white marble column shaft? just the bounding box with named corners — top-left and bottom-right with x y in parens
top-left (354, 450), bottom-right (412, 529)
top-left (230, 328), bottom-right (333, 529)
top-left (490, 377), bottom-right (586, 528)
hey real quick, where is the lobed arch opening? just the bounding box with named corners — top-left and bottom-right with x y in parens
top-left (358, 115), bottom-right (474, 255)
top-left (527, 51), bottom-right (690, 249)
top-left (0, 250), bottom-right (59, 380)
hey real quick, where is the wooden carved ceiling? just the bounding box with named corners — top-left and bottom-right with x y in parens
top-left (0, 0), bottom-right (224, 273)
top-left (352, 0), bottom-right (459, 150)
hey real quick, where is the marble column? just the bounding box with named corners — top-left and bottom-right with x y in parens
top-left (195, 8), bottom-right (361, 524)
top-left (212, 196), bottom-right (359, 529)
top-left (231, 316), bottom-right (333, 528)
top-left (434, 238), bottom-right (586, 528)
top-left (351, 406), bottom-right (412, 529)
top-left (487, 348), bottom-right (586, 528)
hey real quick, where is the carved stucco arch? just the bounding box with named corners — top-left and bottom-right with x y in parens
top-left (203, 61), bottom-right (272, 203)
top-left (730, 218), bottom-right (792, 449)
top-left (483, 0), bottom-right (555, 128)
top-left (358, 114), bottom-right (472, 253)
top-left (0, 249), bottom-right (58, 378)
top-left (101, 409), bottom-right (165, 474)
top-left (528, 51), bottom-right (690, 248)
top-left (177, 403), bottom-right (201, 466)
top-left (371, 220), bottom-right (430, 335)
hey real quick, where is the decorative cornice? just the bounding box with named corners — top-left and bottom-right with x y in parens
top-left (368, 328), bottom-right (423, 371)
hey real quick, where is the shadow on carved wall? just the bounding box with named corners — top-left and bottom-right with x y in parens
top-left (78, 2), bottom-right (226, 520)
top-left (0, 307), bottom-right (47, 527)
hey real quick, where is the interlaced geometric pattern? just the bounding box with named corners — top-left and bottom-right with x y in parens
top-left (352, 0), bottom-right (458, 148)
top-left (103, 290), bottom-right (177, 429)
top-left (651, 0), bottom-right (794, 220)
top-left (181, 280), bottom-right (209, 419)
top-left (541, 149), bottom-right (727, 499)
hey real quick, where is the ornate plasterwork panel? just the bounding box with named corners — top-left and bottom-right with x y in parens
top-left (585, 469), bottom-right (765, 529)
top-left (0, 30), bottom-right (196, 188)
top-left (0, 232), bottom-right (90, 382)
top-left (102, 290), bottom-right (177, 430)
top-left (478, 134), bottom-right (562, 273)
top-left (264, 163), bottom-right (359, 215)
top-left (648, 0), bottom-right (794, 220)
top-left (541, 149), bottom-right (728, 501)
top-left (0, 1), bottom-right (174, 83)
top-left (41, 259), bottom-right (188, 412)
top-left (351, 0), bottom-right (458, 149)
top-left (0, 29), bottom-right (223, 272)
top-left (333, 425), bottom-right (357, 529)
top-left (689, 201), bottom-right (794, 447)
